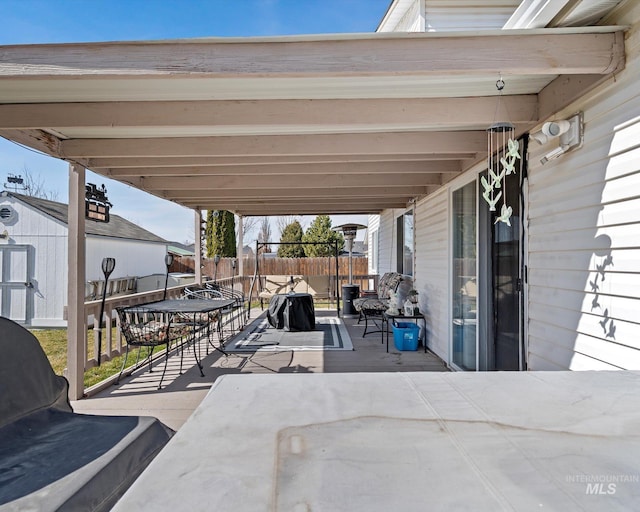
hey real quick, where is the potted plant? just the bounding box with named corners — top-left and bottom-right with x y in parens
top-left (408, 289), bottom-right (419, 304)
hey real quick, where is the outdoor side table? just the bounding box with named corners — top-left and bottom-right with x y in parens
top-left (382, 311), bottom-right (426, 353)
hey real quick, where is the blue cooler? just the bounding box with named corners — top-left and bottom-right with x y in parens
top-left (392, 322), bottom-right (420, 351)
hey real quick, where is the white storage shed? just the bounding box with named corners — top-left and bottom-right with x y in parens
top-left (0, 192), bottom-right (168, 327)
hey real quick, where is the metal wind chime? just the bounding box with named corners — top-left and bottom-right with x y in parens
top-left (482, 77), bottom-right (521, 226)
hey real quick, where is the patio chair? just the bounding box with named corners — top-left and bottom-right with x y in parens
top-left (115, 307), bottom-right (186, 390)
top-left (0, 316), bottom-right (173, 511)
top-left (352, 272), bottom-right (406, 336)
top-left (182, 285), bottom-right (225, 351)
top-left (199, 282), bottom-right (246, 335)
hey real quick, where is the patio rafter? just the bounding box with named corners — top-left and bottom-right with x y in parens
top-left (86, 154), bottom-right (473, 169)
top-left (167, 185), bottom-right (432, 200)
top-left (104, 161), bottom-right (461, 177)
top-left (58, 131), bottom-right (489, 159)
top-left (0, 96), bottom-right (538, 131)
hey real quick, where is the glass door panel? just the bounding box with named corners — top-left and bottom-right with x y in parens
top-left (452, 181), bottom-right (477, 370)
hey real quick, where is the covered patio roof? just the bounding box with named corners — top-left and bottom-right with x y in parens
top-left (0, 27), bottom-right (625, 216)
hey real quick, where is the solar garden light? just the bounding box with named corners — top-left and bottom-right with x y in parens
top-left (163, 253), bottom-right (174, 300)
top-left (96, 257), bottom-right (116, 366)
top-left (213, 254), bottom-right (221, 282)
top-left (231, 258), bottom-right (237, 289)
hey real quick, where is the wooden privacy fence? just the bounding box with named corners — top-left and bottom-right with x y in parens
top-left (173, 256), bottom-right (368, 281)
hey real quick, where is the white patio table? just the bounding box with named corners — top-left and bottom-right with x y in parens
top-left (112, 371), bottom-right (640, 511)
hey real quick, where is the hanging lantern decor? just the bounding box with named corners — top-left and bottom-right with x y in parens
top-left (481, 78), bottom-right (521, 226)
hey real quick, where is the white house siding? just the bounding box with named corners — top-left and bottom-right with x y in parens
top-left (414, 188), bottom-right (449, 363)
top-left (376, 209), bottom-right (397, 274)
top-left (0, 195), bottom-right (68, 326)
top-left (396, 0), bottom-right (422, 32)
top-left (378, 0), bottom-right (520, 33)
top-left (86, 237), bottom-right (167, 282)
top-left (526, 2), bottom-right (640, 370)
top-left (423, 3), bottom-right (520, 31)
top-left (367, 214), bottom-right (380, 275)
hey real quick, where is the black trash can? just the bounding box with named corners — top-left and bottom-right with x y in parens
top-left (342, 284), bottom-right (360, 317)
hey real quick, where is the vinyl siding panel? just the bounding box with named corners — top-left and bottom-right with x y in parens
top-left (376, 209), bottom-right (396, 275)
top-left (367, 214), bottom-right (380, 275)
top-left (86, 237), bottom-right (166, 282)
top-left (424, 8), bottom-right (518, 31)
top-left (379, 0), bottom-right (519, 32)
top-left (526, 3), bottom-right (640, 370)
top-left (414, 188), bottom-right (449, 363)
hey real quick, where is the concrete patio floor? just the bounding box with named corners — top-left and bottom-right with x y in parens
top-left (71, 309), bottom-right (448, 430)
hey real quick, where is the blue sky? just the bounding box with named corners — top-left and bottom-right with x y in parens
top-left (0, 0), bottom-right (389, 242)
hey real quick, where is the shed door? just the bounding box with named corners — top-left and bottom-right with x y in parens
top-left (0, 245), bottom-right (31, 323)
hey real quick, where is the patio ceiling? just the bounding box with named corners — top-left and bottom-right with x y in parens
top-left (0, 28), bottom-right (625, 216)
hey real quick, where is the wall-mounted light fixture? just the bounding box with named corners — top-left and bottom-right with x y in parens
top-left (531, 112), bottom-right (583, 165)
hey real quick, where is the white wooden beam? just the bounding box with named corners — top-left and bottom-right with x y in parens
top-left (130, 172), bottom-right (444, 190)
top-left (67, 163), bottom-right (86, 401)
top-left (168, 185), bottom-right (431, 200)
top-left (105, 161), bottom-right (461, 177)
top-left (237, 215), bottom-right (243, 278)
top-left (0, 96), bottom-right (538, 129)
top-left (192, 198), bottom-right (418, 207)
top-left (61, 131), bottom-right (487, 158)
top-left (0, 29), bottom-right (624, 77)
top-left (223, 203), bottom-right (409, 215)
top-left (87, 153), bottom-right (474, 169)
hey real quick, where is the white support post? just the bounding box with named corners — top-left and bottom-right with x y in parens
top-left (237, 215), bottom-right (244, 278)
top-left (67, 163), bottom-right (86, 400)
top-left (194, 209), bottom-right (202, 284)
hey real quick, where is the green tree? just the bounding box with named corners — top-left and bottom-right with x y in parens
top-left (278, 220), bottom-right (305, 257)
top-left (302, 215), bottom-right (344, 257)
top-left (206, 210), bottom-right (237, 257)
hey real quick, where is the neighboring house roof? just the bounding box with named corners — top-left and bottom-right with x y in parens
top-left (168, 244), bottom-right (195, 257)
top-left (339, 240), bottom-right (367, 256)
top-left (4, 192), bottom-right (167, 243)
top-left (353, 240), bottom-right (366, 254)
